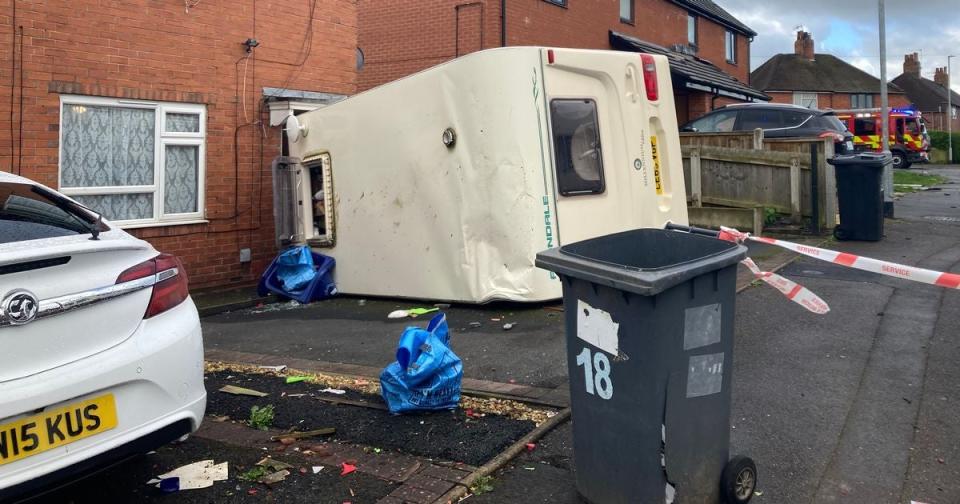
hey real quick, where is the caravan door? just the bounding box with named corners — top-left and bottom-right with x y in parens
top-left (541, 48), bottom-right (687, 245)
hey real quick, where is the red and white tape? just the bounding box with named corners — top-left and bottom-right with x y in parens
top-left (721, 226), bottom-right (960, 290)
top-left (740, 257), bottom-right (830, 314)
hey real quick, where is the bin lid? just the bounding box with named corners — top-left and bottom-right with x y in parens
top-left (827, 153), bottom-right (893, 168)
top-left (535, 228), bottom-right (747, 296)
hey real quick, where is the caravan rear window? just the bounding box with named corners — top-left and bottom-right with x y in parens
top-left (550, 99), bottom-right (605, 196)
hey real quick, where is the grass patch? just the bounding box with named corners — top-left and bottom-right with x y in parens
top-left (238, 466), bottom-right (268, 482)
top-left (248, 404), bottom-right (275, 431)
top-left (470, 475), bottom-right (495, 495)
top-left (894, 170), bottom-right (947, 192)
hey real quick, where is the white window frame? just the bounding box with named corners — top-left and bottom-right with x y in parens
top-left (58, 95), bottom-right (207, 228)
top-left (725, 30), bottom-right (736, 63)
top-left (793, 92), bottom-right (819, 109)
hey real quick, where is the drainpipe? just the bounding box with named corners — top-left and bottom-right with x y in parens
top-left (500, 0), bottom-right (507, 47)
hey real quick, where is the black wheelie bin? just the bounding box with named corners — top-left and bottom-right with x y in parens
top-left (828, 153), bottom-right (892, 241)
top-left (536, 227), bottom-right (755, 504)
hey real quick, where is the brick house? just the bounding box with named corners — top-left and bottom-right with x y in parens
top-left (892, 53), bottom-right (960, 132)
top-left (357, 0), bottom-right (768, 124)
top-left (0, 0), bottom-right (357, 290)
top-left (751, 31), bottom-right (909, 110)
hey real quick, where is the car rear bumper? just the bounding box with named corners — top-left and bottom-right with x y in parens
top-left (0, 298), bottom-right (206, 493)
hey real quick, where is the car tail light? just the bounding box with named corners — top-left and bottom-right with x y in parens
top-left (116, 253), bottom-right (189, 319)
top-left (640, 54), bottom-right (659, 102)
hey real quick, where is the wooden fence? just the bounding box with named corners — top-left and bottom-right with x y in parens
top-left (679, 131), bottom-right (838, 231)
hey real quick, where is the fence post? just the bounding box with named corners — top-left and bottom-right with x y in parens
top-left (690, 147), bottom-right (702, 207)
top-left (752, 128), bottom-right (764, 150)
top-left (790, 157), bottom-right (802, 223)
top-left (822, 139), bottom-right (837, 229)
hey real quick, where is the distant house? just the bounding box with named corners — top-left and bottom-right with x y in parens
top-left (358, 0), bottom-right (768, 124)
top-left (751, 31), bottom-right (909, 110)
top-left (892, 53), bottom-right (960, 132)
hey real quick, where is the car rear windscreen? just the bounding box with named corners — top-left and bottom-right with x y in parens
top-left (0, 182), bottom-right (105, 245)
top-left (819, 114), bottom-right (848, 132)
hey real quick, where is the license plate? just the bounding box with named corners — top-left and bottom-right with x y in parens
top-left (0, 394), bottom-right (117, 466)
top-left (650, 135), bottom-right (663, 195)
top-left (846, 141), bottom-right (854, 152)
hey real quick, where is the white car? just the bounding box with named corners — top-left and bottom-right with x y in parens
top-left (0, 172), bottom-right (205, 499)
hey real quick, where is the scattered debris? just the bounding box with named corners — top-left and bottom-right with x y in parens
top-left (491, 318), bottom-right (501, 322)
top-left (434, 303), bottom-right (451, 308)
top-left (502, 323), bottom-right (515, 331)
top-left (388, 309), bottom-right (409, 319)
top-left (210, 415), bottom-right (230, 423)
top-left (320, 387), bottom-right (347, 395)
top-left (285, 376), bottom-right (310, 384)
top-left (270, 428), bottom-right (336, 441)
top-left (261, 469), bottom-right (290, 485)
top-left (257, 365), bottom-right (287, 373)
top-left (354, 379), bottom-right (370, 386)
top-left (408, 307), bottom-right (439, 317)
top-left (310, 445), bottom-right (334, 457)
top-left (256, 458), bottom-right (295, 472)
top-left (469, 322), bottom-right (482, 327)
top-left (248, 405), bottom-right (275, 430)
top-left (278, 437), bottom-right (296, 446)
top-left (312, 466), bottom-right (324, 474)
top-left (937, 457), bottom-right (945, 464)
top-left (340, 463), bottom-right (357, 476)
top-left (358, 299), bottom-right (367, 306)
top-left (755, 490), bottom-right (764, 497)
top-left (149, 460), bottom-right (228, 491)
top-left (525, 443), bottom-right (536, 451)
top-left (219, 385), bottom-right (268, 397)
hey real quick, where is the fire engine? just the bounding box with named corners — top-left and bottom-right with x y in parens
top-left (834, 107), bottom-right (930, 169)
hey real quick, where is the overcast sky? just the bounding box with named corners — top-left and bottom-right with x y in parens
top-left (721, 0), bottom-right (960, 94)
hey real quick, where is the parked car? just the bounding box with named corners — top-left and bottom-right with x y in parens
top-left (681, 103), bottom-right (855, 154)
top-left (0, 172), bottom-right (205, 500)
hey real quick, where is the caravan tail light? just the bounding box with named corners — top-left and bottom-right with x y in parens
top-left (640, 54), bottom-right (659, 102)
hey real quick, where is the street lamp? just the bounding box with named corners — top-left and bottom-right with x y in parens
top-left (878, 0), bottom-right (893, 217)
top-left (949, 55), bottom-right (955, 164)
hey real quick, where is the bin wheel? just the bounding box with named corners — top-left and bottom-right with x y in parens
top-left (721, 455), bottom-right (757, 504)
top-left (833, 226), bottom-right (849, 241)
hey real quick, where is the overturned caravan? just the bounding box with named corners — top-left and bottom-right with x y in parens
top-left (273, 46), bottom-right (688, 303)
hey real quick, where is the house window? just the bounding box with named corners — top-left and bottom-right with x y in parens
top-left (550, 99), bottom-right (605, 196)
top-left (725, 31), bottom-right (736, 63)
top-left (687, 14), bottom-right (697, 45)
top-left (851, 94), bottom-right (874, 108)
top-left (793, 92), bottom-right (819, 109)
top-left (543, 0), bottom-right (566, 6)
top-left (620, 0), bottom-right (633, 23)
top-left (59, 96), bottom-right (206, 227)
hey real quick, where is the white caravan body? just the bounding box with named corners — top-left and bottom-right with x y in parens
top-left (276, 46), bottom-right (688, 303)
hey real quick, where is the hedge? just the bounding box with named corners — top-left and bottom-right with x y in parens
top-left (929, 131), bottom-right (960, 160)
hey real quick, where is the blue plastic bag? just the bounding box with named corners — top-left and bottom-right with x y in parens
top-left (380, 313), bottom-right (463, 414)
top-left (275, 246), bottom-right (317, 293)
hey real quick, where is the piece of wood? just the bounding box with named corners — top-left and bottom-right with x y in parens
top-left (219, 385), bottom-right (268, 397)
top-left (269, 428), bottom-right (336, 441)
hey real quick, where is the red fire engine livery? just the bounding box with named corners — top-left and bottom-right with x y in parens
top-left (835, 108), bottom-right (930, 169)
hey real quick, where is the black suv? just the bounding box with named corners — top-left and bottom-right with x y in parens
top-left (681, 103), bottom-right (855, 153)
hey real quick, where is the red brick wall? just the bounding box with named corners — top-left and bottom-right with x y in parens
top-left (0, 0), bottom-right (357, 290)
top-left (358, 0), bottom-right (751, 91)
top-left (765, 91), bottom-right (910, 110)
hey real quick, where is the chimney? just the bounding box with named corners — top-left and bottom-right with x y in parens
top-left (903, 53), bottom-right (921, 77)
top-left (934, 67), bottom-right (949, 87)
top-left (794, 31), bottom-right (814, 60)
